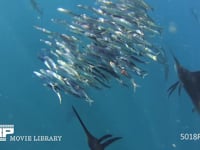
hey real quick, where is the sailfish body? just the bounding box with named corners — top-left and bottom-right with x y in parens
top-left (168, 56), bottom-right (200, 112)
top-left (72, 106), bottom-right (122, 150)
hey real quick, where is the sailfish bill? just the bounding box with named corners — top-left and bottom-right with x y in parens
top-left (168, 55), bottom-right (200, 113)
top-left (72, 106), bottom-right (122, 150)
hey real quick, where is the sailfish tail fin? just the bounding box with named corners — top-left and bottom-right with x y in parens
top-left (102, 137), bottom-right (122, 148)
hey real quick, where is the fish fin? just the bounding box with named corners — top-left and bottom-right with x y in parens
top-left (72, 105), bottom-right (92, 137)
top-left (56, 92), bottom-right (62, 104)
top-left (102, 137), bottom-right (122, 148)
top-left (50, 83), bottom-right (62, 104)
top-left (178, 82), bottom-right (182, 96)
top-left (167, 81), bottom-right (180, 98)
top-left (98, 134), bottom-right (112, 143)
top-left (131, 79), bottom-right (140, 93)
top-left (84, 94), bottom-right (94, 106)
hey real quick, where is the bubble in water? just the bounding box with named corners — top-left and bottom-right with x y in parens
top-left (172, 143), bottom-right (176, 148)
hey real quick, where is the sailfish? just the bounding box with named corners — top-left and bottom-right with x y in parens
top-left (168, 55), bottom-right (200, 112)
top-left (72, 106), bottom-right (122, 150)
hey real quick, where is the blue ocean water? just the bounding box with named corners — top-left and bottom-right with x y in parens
top-left (0, 0), bottom-right (200, 149)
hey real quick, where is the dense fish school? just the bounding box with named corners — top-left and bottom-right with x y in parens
top-left (34, 0), bottom-right (168, 104)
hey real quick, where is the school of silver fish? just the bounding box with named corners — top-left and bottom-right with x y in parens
top-left (34, 0), bottom-right (168, 104)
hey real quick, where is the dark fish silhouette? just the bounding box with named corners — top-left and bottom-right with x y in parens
top-left (191, 8), bottom-right (200, 25)
top-left (168, 56), bottom-right (200, 112)
top-left (72, 106), bottom-right (122, 150)
top-left (30, 0), bottom-right (43, 16)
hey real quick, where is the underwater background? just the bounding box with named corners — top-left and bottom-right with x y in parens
top-left (1, 0), bottom-right (200, 149)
